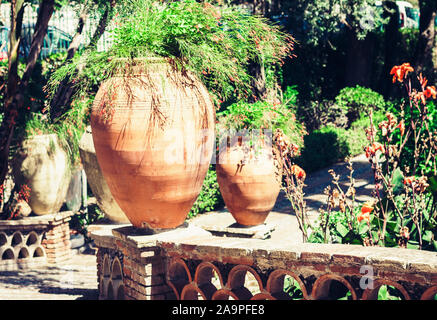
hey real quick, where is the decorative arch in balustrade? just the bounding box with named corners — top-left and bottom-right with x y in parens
top-left (100, 253), bottom-right (125, 300)
top-left (165, 258), bottom-right (437, 301)
top-left (0, 230), bottom-right (46, 262)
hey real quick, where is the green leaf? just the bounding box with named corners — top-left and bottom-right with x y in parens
top-left (422, 230), bottom-right (433, 243)
top-left (336, 222), bottom-right (349, 238)
top-left (385, 220), bottom-right (397, 233)
top-left (351, 238), bottom-right (362, 245)
top-left (391, 168), bottom-right (404, 194)
top-left (428, 176), bottom-right (437, 193)
top-left (358, 221), bottom-right (369, 235)
top-left (378, 285), bottom-right (387, 300)
top-left (406, 241), bottom-right (420, 250)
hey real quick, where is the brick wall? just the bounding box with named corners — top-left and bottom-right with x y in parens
top-left (0, 212), bottom-right (72, 270)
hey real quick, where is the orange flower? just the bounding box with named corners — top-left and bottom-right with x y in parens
top-left (414, 91), bottom-right (427, 105)
top-left (396, 120), bottom-right (405, 136)
top-left (361, 202), bottom-right (374, 214)
top-left (424, 86), bottom-right (436, 99)
top-left (357, 203), bottom-right (373, 223)
top-left (390, 63), bottom-right (414, 83)
top-left (365, 142), bottom-right (385, 158)
top-left (357, 212), bottom-right (370, 223)
top-left (291, 164), bottom-right (306, 180)
top-left (418, 73), bottom-right (428, 88)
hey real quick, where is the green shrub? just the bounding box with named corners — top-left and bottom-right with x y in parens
top-left (347, 108), bottom-right (387, 154)
top-left (48, 0), bottom-right (294, 108)
top-left (217, 100), bottom-right (306, 149)
top-left (335, 85), bottom-right (387, 126)
top-left (296, 126), bottom-right (350, 173)
top-left (282, 85), bottom-right (299, 110)
top-left (188, 166), bottom-right (224, 219)
top-left (296, 99), bottom-right (349, 132)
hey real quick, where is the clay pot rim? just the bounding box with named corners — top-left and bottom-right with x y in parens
top-left (108, 56), bottom-right (168, 63)
top-left (104, 56), bottom-right (179, 79)
top-left (108, 56), bottom-right (171, 72)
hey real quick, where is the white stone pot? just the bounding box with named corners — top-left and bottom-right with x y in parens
top-left (13, 134), bottom-right (71, 215)
top-left (79, 127), bottom-right (129, 223)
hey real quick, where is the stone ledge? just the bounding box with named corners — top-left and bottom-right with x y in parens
top-left (0, 211), bottom-right (73, 229)
top-left (111, 224), bottom-right (212, 250)
top-left (90, 223), bottom-right (437, 276)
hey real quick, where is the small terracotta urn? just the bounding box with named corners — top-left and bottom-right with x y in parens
top-left (216, 140), bottom-right (280, 226)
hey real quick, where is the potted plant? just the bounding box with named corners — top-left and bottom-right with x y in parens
top-left (216, 100), bottom-right (306, 226)
top-left (12, 113), bottom-right (72, 216)
top-left (46, 0), bottom-right (294, 229)
top-left (79, 125), bottom-right (130, 223)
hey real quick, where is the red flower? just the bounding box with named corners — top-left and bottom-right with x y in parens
top-left (357, 202), bottom-right (373, 223)
top-left (0, 51), bottom-right (7, 62)
top-left (361, 202), bottom-right (373, 214)
top-left (396, 120), bottom-right (405, 136)
top-left (291, 164), bottom-right (306, 180)
top-left (290, 143), bottom-right (299, 154)
top-left (357, 212), bottom-right (370, 223)
top-left (365, 142), bottom-right (385, 158)
top-left (403, 176), bottom-right (415, 185)
top-left (390, 63), bottom-right (414, 83)
top-left (424, 86), bottom-right (436, 99)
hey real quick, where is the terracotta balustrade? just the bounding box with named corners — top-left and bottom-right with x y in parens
top-left (90, 224), bottom-right (437, 300)
top-left (0, 212), bottom-right (73, 270)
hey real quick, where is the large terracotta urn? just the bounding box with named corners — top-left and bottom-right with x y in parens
top-left (79, 126), bottom-right (129, 223)
top-left (216, 140), bottom-right (280, 226)
top-left (13, 134), bottom-right (71, 215)
top-left (90, 58), bottom-right (215, 229)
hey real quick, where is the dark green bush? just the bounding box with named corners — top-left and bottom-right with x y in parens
top-left (335, 85), bottom-right (387, 126)
top-left (188, 166), bottom-right (224, 219)
top-left (296, 126), bottom-right (350, 173)
top-left (296, 99), bottom-right (348, 132)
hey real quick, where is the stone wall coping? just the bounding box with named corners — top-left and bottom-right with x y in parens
top-left (111, 225), bottom-right (212, 249)
top-left (88, 223), bottom-right (130, 250)
top-left (0, 211), bottom-right (73, 229)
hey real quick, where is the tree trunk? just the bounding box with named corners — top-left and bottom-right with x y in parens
top-left (381, 0), bottom-right (400, 95)
top-left (49, 1), bottom-right (116, 122)
top-left (414, 0), bottom-right (436, 75)
top-left (344, 29), bottom-right (375, 88)
top-left (0, 0), bottom-right (26, 187)
top-left (0, 0), bottom-right (55, 187)
top-left (66, 3), bottom-right (89, 61)
top-left (248, 59), bottom-right (267, 102)
top-left (21, 0), bottom-right (55, 87)
top-left (6, 0), bottom-right (25, 103)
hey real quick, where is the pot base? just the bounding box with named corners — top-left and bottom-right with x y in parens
top-left (121, 221), bottom-right (189, 236)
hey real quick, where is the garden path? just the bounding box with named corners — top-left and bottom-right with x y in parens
top-left (0, 153), bottom-right (373, 300)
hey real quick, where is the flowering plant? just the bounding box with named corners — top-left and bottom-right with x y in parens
top-left (276, 63), bottom-right (437, 250)
top-left (0, 184), bottom-right (31, 220)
